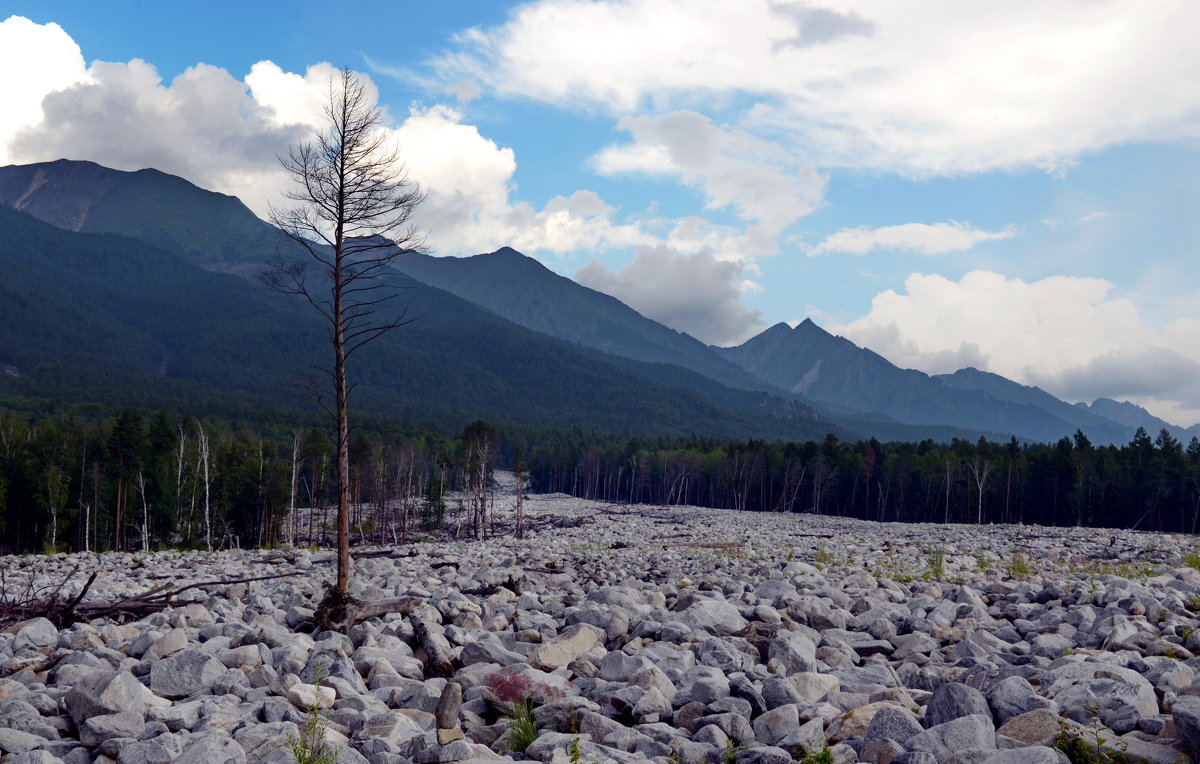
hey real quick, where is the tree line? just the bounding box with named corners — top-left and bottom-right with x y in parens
top-left (3, 407), bottom-right (1199, 555)
top-left (0, 410), bottom-right (508, 555)
top-left (525, 428), bottom-right (1200, 533)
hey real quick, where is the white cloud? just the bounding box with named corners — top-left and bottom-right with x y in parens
top-left (576, 245), bottom-right (765, 345)
top-left (438, 0), bottom-right (1200, 175)
top-left (0, 16), bottom-right (88, 165)
top-left (829, 271), bottom-right (1200, 426)
top-left (593, 111), bottom-right (825, 240)
top-left (0, 17), bottom-right (659, 259)
top-left (809, 221), bottom-right (1016, 256)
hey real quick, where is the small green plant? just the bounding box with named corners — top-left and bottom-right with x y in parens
top-left (287, 664), bottom-right (337, 764)
top-left (925, 548), bottom-right (945, 581)
top-left (974, 550), bottom-right (992, 571)
top-left (1184, 551), bottom-right (1200, 570)
top-left (812, 545), bottom-right (834, 568)
top-left (1007, 552), bottom-right (1033, 579)
top-left (722, 739), bottom-right (743, 764)
top-left (487, 666), bottom-right (564, 754)
top-left (792, 746), bottom-right (835, 764)
top-left (1186, 594), bottom-right (1200, 613)
top-left (505, 698), bottom-right (537, 753)
top-left (567, 736), bottom-right (583, 764)
top-left (1053, 718), bottom-right (1130, 764)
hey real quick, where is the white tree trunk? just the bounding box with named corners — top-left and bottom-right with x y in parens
top-left (197, 425), bottom-right (212, 552)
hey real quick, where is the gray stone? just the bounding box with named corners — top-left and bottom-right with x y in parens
top-left (674, 666), bottom-right (730, 706)
top-left (863, 704), bottom-right (923, 745)
top-left (150, 650), bottom-right (225, 699)
top-left (693, 712), bottom-right (754, 744)
top-left (80, 711), bottom-right (146, 747)
top-left (986, 676), bottom-right (1055, 726)
top-left (13, 617), bottom-right (59, 652)
top-left (458, 637), bottom-right (524, 667)
top-left (761, 677), bottom-right (805, 710)
top-left (733, 745), bottom-right (793, 764)
top-left (435, 681), bottom-right (462, 730)
top-left (116, 736), bottom-right (183, 764)
top-left (981, 747), bottom-right (1069, 763)
top-left (907, 714), bottom-right (996, 761)
top-left (677, 598), bottom-right (748, 636)
top-left (598, 651), bottom-right (654, 682)
top-left (171, 735), bottom-right (249, 764)
top-left (413, 739), bottom-right (472, 763)
top-left (860, 738), bottom-right (906, 764)
top-left (926, 682), bottom-right (991, 728)
top-left (64, 670), bottom-right (147, 725)
top-left (1172, 695), bottom-right (1200, 760)
top-left (753, 703), bottom-right (800, 746)
top-left (233, 721), bottom-right (300, 762)
top-left (0, 728), bottom-right (44, 754)
top-left (8, 752), bottom-right (67, 764)
top-left (768, 631), bottom-right (817, 674)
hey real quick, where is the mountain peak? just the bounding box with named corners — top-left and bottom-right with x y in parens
top-left (794, 317), bottom-right (827, 334)
top-left (489, 246), bottom-right (524, 258)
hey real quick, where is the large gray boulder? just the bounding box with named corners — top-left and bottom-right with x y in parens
top-left (64, 670), bottom-right (148, 725)
top-left (925, 682), bottom-right (991, 728)
top-left (150, 650), bottom-right (226, 699)
top-left (907, 714), bottom-right (997, 761)
top-left (767, 630), bottom-right (817, 674)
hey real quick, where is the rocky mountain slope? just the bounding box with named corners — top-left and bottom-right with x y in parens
top-left (3, 492), bottom-right (1200, 763)
top-left (391, 248), bottom-right (774, 395)
top-left (717, 321), bottom-right (1133, 445)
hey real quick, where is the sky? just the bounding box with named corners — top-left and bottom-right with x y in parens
top-left (2, 1), bottom-right (1199, 427)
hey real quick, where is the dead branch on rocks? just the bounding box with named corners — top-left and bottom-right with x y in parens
top-left (0, 569), bottom-right (295, 629)
top-left (0, 565), bottom-right (98, 630)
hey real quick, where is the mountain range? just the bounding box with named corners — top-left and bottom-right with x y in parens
top-left (1, 158), bottom-right (1193, 445)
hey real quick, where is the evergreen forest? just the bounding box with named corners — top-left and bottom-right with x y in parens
top-left (2, 408), bottom-right (1198, 556)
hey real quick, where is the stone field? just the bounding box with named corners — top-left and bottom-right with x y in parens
top-left (4, 492), bottom-right (1200, 763)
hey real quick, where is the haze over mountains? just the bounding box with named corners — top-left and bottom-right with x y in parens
top-left (1, 158), bottom-right (1193, 445)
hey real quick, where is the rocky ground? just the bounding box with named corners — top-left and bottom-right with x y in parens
top-left (5, 490), bottom-right (1200, 763)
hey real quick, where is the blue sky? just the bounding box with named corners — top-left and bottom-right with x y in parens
top-left (2, 1), bottom-right (1198, 425)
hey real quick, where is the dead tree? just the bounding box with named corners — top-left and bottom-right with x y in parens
top-left (261, 67), bottom-right (427, 629)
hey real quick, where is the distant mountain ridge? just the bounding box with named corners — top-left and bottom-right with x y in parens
top-left (715, 320), bottom-right (1135, 445)
top-left (391, 248), bottom-right (777, 394)
top-left (0, 202), bottom-right (848, 441)
top-left (1076, 398), bottom-right (1200, 442)
top-left (0, 158), bottom-right (1176, 446)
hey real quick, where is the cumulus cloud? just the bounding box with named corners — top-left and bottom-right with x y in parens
top-left (0, 16), bottom-right (88, 165)
top-left (8, 58), bottom-right (309, 215)
top-left (809, 221), bottom-right (1016, 256)
top-left (593, 110), bottom-right (825, 240)
top-left (576, 245), bottom-right (765, 345)
top-left (437, 0), bottom-right (1200, 175)
top-left (829, 271), bottom-right (1200, 426)
top-left (0, 17), bottom-right (658, 258)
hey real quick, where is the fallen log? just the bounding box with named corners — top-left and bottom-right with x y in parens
top-left (411, 612), bottom-right (454, 678)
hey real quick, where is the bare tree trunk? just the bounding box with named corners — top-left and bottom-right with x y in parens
top-left (288, 431), bottom-right (301, 547)
top-left (197, 425), bottom-right (212, 552)
top-left (136, 471), bottom-right (149, 553)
